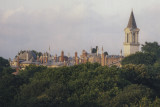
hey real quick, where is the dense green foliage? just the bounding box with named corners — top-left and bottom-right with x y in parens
top-left (142, 42), bottom-right (160, 58)
top-left (1, 62), bottom-right (160, 107)
top-left (0, 57), bottom-right (24, 107)
top-left (0, 57), bottom-right (9, 68)
top-left (121, 52), bottom-right (156, 65)
top-left (1, 42), bottom-right (160, 107)
top-left (122, 42), bottom-right (160, 65)
top-left (104, 51), bottom-right (108, 56)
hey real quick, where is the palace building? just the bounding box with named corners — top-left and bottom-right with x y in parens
top-left (10, 10), bottom-right (140, 73)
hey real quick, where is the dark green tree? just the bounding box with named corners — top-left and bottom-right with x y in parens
top-left (0, 57), bottom-right (9, 68)
top-left (104, 51), bottom-right (108, 56)
top-left (121, 52), bottom-right (156, 65)
top-left (110, 84), bottom-right (153, 107)
top-left (142, 42), bottom-right (160, 58)
top-left (0, 71), bottom-right (24, 107)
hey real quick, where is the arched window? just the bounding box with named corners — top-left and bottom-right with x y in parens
top-left (127, 34), bottom-right (129, 43)
top-left (133, 33), bottom-right (135, 43)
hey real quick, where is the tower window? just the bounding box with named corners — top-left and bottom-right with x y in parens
top-left (127, 34), bottom-right (129, 43)
top-left (133, 33), bottom-right (135, 43)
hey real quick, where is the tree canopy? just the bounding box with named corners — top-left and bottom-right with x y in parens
top-left (1, 42), bottom-right (160, 107)
top-left (0, 57), bottom-right (9, 68)
top-left (121, 52), bottom-right (156, 65)
top-left (122, 42), bottom-right (160, 65)
top-left (142, 42), bottom-right (160, 58)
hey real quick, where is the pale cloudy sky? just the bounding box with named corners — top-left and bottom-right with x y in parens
top-left (0, 0), bottom-right (160, 59)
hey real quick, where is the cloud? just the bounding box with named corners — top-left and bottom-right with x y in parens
top-left (1, 7), bottom-right (24, 23)
top-left (0, 0), bottom-right (160, 59)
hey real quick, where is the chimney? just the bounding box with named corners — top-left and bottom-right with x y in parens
top-left (96, 46), bottom-right (99, 56)
top-left (76, 57), bottom-right (79, 65)
top-left (55, 54), bottom-right (57, 62)
top-left (101, 53), bottom-right (105, 66)
top-left (49, 45), bottom-right (50, 59)
top-left (46, 55), bottom-right (48, 63)
top-left (120, 49), bottom-right (123, 61)
top-left (61, 51), bottom-right (64, 62)
top-left (43, 54), bottom-right (45, 64)
top-left (40, 56), bottom-right (43, 63)
top-left (105, 56), bottom-right (107, 66)
top-left (82, 50), bottom-right (87, 57)
top-left (46, 56), bottom-right (48, 63)
top-left (16, 56), bottom-right (20, 72)
top-left (101, 46), bottom-right (105, 66)
top-left (37, 55), bottom-right (39, 62)
top-left (26, 51), bottom-right (29, 61)
top-left (82, 50), bottom-right (85, 57)
top-left (75, 52), bottom-right (77, 62)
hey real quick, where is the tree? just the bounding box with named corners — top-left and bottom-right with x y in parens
top-left (0, 57), bottom-right (9, 68)
top-left (142, 42), bottom-right (160, 58)
top-left (153, 97), bottom-right (160, 107)
top-left (121, 52), bottom-right (156, 65)
top-left (0, 60), bottom-right (160, 107)
top-left (110, 84), bottom-right (153, 107)
top-left (104, 51), bottom-right (108, 56)
top-left (19, 65), bottom-right (47, 83)
top-left (0, 73), bottom-right (24, 107)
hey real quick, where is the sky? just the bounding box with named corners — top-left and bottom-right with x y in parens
top-left (0, 0), bottom-right (160, 59)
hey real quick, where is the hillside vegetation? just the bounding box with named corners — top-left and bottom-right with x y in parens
top-left (1, 42), bottom-right (160, 107)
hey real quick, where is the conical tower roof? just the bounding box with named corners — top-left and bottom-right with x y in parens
top-left (127, 11), bottom-right (137, 28)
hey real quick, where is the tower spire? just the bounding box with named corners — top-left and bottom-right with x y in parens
top-left (127, 10), bottom-right (137, 28)
top-left (124, 10), bottom-right (140, 57)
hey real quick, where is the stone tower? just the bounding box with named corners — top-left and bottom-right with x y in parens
top-left (124, 10), bottom-right (140, 57)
